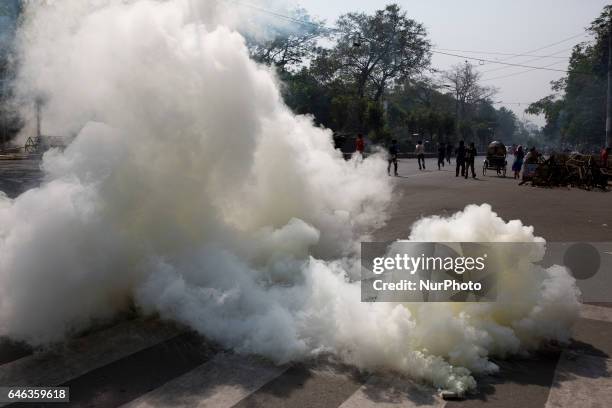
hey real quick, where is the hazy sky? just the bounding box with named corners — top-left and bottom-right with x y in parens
top-left (296, 0), bottom-right (609, 125)
top-left (2, 1), bottom-right (608, 126)
top-left (0, 0), bottom-right (19, 53)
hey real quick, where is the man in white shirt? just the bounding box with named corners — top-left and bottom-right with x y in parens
top-left (415, 141), bottom-right (425, 170)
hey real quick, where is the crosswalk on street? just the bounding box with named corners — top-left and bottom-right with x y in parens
top-left (0, 303), bottom-right (611, 407)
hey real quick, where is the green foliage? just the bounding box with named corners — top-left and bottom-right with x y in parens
top-left (330, 4), bottom-right (431, 100)
top-left (527, 5), bottom-right (611, 149)
top-left (246, 7), bottom-right (327, 73)
top-left (495, 107), bottom-right (517, 142)
top-left (365, 101), bottom-right (385, 139)
top-left (249, 3), bottom-right (540, 150)
top-left (281, 68), bottom-right (332, 126)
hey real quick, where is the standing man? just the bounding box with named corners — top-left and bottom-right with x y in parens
top-left (465, 142), bottom-right (477, 179)
top-left (416, 140), bottom-right (425, 170)
top-left (437, 142), bottom-right (446, 170)
top-left (446, 142), bottom-right (453, 164)
top-left (388, 139), bottom-right (399, 176)
top-left (455, 140), bottom-right (466, 177)
top-left (355, 133), bottom-right (365, 159)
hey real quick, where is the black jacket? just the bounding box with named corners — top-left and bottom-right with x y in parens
top-left (466, 146), bottom-right (477, 162)
top-left (456, 145), bottom-right (466, 161)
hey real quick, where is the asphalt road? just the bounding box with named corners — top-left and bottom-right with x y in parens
top-left (0, 157), bottom-right (43, 198)
top-left (0, 156), bottom-right (611, 407)
top-left (375, 157), bottom-right (612, 242)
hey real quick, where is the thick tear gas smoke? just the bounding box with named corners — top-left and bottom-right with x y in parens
top-left (1, 0), bottom-right (580, 393)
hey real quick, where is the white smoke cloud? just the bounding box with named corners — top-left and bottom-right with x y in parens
top-left (0, 0), bottom-right (580, 394)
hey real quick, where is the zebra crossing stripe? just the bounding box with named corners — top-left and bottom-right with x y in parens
top-left (120, 352), bottom-right (288, 408)
top-left (0, 318), bottom-right (181, 405)
top-left (232, 364), bottom-right (365, 408)
top-left (338, 374), bottom-right (445, 408)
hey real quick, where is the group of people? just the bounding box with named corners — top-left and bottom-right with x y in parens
top-left (418, 140), bottom-right (476, 175)
top-left (355, 134), bottom-right (401, 176)
top-left (356, 133), bottom-right (612, 182)
top-left (385, 138), bottom-right (478, 179)
top-left (436, 142), bottom-right (453, 170)
top-left (436, 141), bottom-right (478, 178)
top-left (354, 134), bottom-right (480, 178)
top-left (449, 141), bottom-right (478, 179)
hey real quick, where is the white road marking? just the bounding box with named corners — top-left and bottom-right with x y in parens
top-left (0, 318), bottom-right (181, 407)
top-left (120, 352), bottom-right (288, 408)
top-left (338, 375), bottom-right (444, 408)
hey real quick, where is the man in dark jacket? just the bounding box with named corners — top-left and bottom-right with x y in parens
top-left (437, 142), bottom-right (446, 170)
top-left (465, 142), bottom-right (477, 179)
top-left (388, 139), bottom-right (399, 176)
top-left (455, 140), bottom-right (466, 177)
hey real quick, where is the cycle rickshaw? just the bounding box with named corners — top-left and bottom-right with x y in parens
top-left (482, 141), bottom-right (507, 177)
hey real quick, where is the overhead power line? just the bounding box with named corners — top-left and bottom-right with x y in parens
top-left (480, 47), bottom-right (573, 74)
top-left (224, 0), bottom-right (332, 31)
top-left (514, 32), bottom-right (587, 56)
top-left (431, 50), bottom-right (592, 75)
top-left (481, 60), bottom-right (569, 81)
top-left (475, 32), bottom-right (586, 66)
top-left (431, 48), bottom-right (570, 59)
top-left (493, 101), bottom-right (533, 105)
top-left (492, 94), bottom-right (606, 106)
top-left (471, 33), bottom-right (588, 76)
top-left (224, 0), bottom-right (592, 78)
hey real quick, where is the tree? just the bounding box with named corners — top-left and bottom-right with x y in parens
top-left (245, 3), bottom-right (516, 147)
top-left (328, 4), bottom-right (431, 100)
top-left (442, 62), bottom-right (497, 120)
top-left (527, 5), bottom-right (611, 149)
top-left (384, 78), bottom-right (456, 144)
top-left (494, 107), bottom-right (517, 142)
top-left (440, 62), bottom-right (496, 146)
top-left (282, 67), bottom-right (333, 127)
top-left (246, 8), bottom-right (326, 73)
top-left (525, 95), bottom-right (565, 145)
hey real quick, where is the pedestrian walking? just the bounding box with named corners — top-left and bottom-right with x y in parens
top-left (445, 142), bottom-right (453, 164)
top-left (465, 142), bottom-right (477, 179)
top-left (512, 145), bottom-right (524, 179)
top-left (437, 142), bottom-right (446, 170)
top-left (388, 139), bottom-right (399, 176)
top-left (416, 140), bottom-right (425, 170)
top-left (455, 140), bottom-right (466, 177)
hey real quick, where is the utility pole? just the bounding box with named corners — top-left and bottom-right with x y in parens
top-left (606, 18), bottom-right (612, 147)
